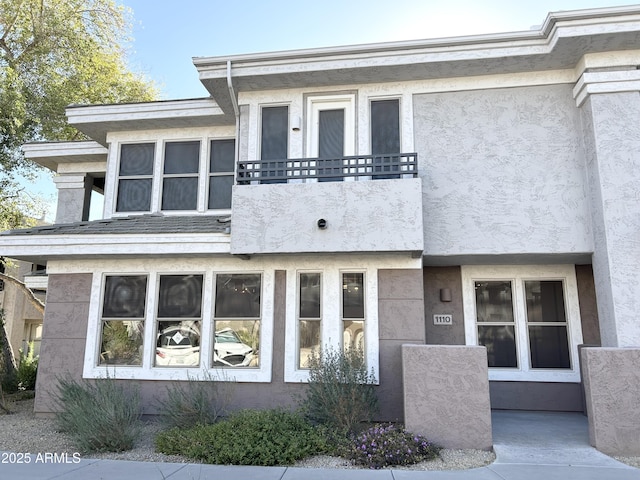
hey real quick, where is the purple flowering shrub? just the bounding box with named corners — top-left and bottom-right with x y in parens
top-left (345, 423), bottom-right (440, 469)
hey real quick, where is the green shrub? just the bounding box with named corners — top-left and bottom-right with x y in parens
top-left (54, 375), bottom-right (142, 452)
top-left (156, 409), bottom-right (329, 466)
top-left (155, 370), bottom-right (235, 428)
top-left (299, 346), bottom-right (378, 434)
top-left (345, 423), bottom-right (440, 469)
top-left (16, 342), bottom-right (38, 391)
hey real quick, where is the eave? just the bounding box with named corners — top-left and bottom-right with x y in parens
top-left (66, 98), bottom-right (233, 146)
top-left (21, 141), bottom-right (107, 172)
top-left (194, 6), bottom-right (640, 115)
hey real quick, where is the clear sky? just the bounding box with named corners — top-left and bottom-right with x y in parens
top-left (23, 0), bottom-right (640, 221)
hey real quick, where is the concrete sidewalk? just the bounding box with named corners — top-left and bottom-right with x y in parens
top-left (1, 411), bottom-right (639, 479)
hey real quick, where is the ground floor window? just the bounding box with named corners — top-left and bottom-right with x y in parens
top-left (462, 265), bottom-right (583, 382)
top-left (88, 265), bottom-right (270, 382)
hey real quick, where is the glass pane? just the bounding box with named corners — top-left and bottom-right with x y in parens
top-left (215, 274), bottom-right (261, 318)
top-left (478, 325), bottom-right (518, 368)
top-left (102, 276), bottom-right (147, 318)
top-left (208, 175), bottom-right (233, 209)
top-left (474, 281), bottom-right (514, 323)
top-left (99, 320), bottom-right (144, 366)
top-left (525, 281), bottom-right (566, 323)
top-left (214, 320), bottom-right (259, 367)
top-left (529, 326), bottom-right (570, 369)
top-left (261, 106), bottom-right (288, 160)
top-left (155, 320), bottom-right (201, 367)
top-left (164, 141), bottom-right (200, 174)
top-left (299, 320), bottom-right (320, 368)
top-left (162, 177), bottom-right (198, 210)
top-left (371, 99), bottom-right (400, 155)
top-left (116, 178), bottom-right (152, 212)
top-left (299, 273), bottom-right (321, 318)
top-left (342, 273), bottom-right (364, 319)
top-left (119, 143), bottom-right (154, 176)
top-left (318, 109), bottom-right (344, 158)
top-left (157, 275), bottom-right (203, 318)
top-left (210, 139), bottom-right (235, 173)
top-left (343, 320), bottom-right (364, 352)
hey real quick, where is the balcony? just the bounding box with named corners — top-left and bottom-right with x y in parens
top-left (230, 153), bottom-right (423, 256)
top-left (237, 153), bottom-right (417, 184)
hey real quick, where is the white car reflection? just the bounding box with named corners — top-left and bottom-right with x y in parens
top-left (213, 328), bottom-right (254, 367)
top-left (155, 326), bottom-right (254, 367)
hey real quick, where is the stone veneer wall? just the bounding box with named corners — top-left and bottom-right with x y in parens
top-left (403, 344), bottom-right (492, 450)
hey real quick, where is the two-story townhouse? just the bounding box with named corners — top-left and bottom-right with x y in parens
top-left (1, 6), bottom-right (640, 452)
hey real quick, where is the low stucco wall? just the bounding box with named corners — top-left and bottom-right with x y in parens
top-left (581, 347), bottom-right (640, 455)
top-left (402, 344), bottom-right (492, 450)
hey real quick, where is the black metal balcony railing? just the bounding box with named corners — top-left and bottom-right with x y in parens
top-left (236, 153), bottom-right (417, 185)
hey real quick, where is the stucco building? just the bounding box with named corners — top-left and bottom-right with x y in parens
top-left (1, 5), bottom-right (639, 454)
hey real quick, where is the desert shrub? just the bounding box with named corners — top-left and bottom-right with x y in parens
top-left (16, 342), bottom-right (38, 391)
top-left (155, 370), bottom-right (235, 428)
top-left (345, 423), bottom-right (440, 469)
top-left (54, 375), bottom-right (142, 452)
top-left (299, 346), bottom-right (378, 434)
top-left (156, 409), bottom-right (329, 466)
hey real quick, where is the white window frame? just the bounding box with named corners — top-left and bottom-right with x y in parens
top-left (284, 264), bottom-right (378, 383)
top-left (110, 137), bottom-right (232, 217)
top-left (296, 270), bottom-right (322, 370)
top-left (84, 266), bottom-right (273, 382)
top-left (462, 265), bottom-right (584, 382)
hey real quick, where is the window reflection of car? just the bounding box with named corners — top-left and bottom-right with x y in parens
top-left (156, 325), bottom-right (200, 366)
top-left (213, 328), bottom-right (254, 367)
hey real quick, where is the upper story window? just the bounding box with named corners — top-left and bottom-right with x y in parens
top-left (371, 99), bottom-right (401, 179)
top-left (114, 139), bottom-right (235, 214)
top-left (162, 141), bottom-right (200, 210)
top-left (260, 105), bottom-right (289, 184)
top-left (116, 143), bottom-right (155, 212)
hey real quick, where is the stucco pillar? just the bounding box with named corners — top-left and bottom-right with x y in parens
top-left (53, 174), bottom-right (93, 224)
top-left (574, 70), bottom-right (640, 348)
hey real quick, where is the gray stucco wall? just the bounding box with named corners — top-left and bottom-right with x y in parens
top-left (414, 84), bottom-right (592, 260)
top-left (580, 92), bottom-right (640, 347)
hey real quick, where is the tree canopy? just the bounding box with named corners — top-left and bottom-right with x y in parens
top-left (0, 0), bottom-right (158, 229)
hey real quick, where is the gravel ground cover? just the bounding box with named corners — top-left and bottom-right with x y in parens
top-left (6, 396), bottom-right (637, 470)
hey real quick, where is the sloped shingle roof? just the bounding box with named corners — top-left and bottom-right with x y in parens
top-left (2, 215), bottom-right (230, 236)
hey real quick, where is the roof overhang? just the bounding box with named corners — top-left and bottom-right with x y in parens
top-left (22, 141), bottom-right (107, 172)
top-left (66, 98), bottom-right (233, 146)
top-left (0, 233), bottom-right (231, 264)
top-left (194, 6), bottom-right (640, 114)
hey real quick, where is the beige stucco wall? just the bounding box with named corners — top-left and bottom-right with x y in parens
top-left (34, 268), bottom-right (423, 421)
top-left (581, 347), bottom-right (640, 455)
top-left (403, 344), bottom-right (492, 450)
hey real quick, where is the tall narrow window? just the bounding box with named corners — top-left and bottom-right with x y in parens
top-left (162, 141), bottom-right (200, 210)
top-left (525, 280), bottom-right (570, 369)
top-left (298, 272), bottom-right (321, 368)
top-left (209, 139), bottom-right (234, 209)
top-left (260, 106), bottom-right (288, 184)
top-left (318, 109), bottom-right (345, 182)
top-left (155, 274), bottom-right (203, 367)
top-left (474, 281), bottom-right (518, 368)
top-left (116, 143), bottom-right (155, 212)
top-left (371, 99), bottom-right (400, 179)
top-left (342, 272), bottom-right (365, 352)
top-left (99, 275), bottom-right (147, 366)
top-left (214, 274), bottom-right (261, 367)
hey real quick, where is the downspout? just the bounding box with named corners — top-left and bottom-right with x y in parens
top-left (226, 60), bottom-right (240, 236)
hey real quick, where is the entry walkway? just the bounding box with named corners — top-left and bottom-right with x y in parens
top-left (1, 411), bottom-right (638, 479)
